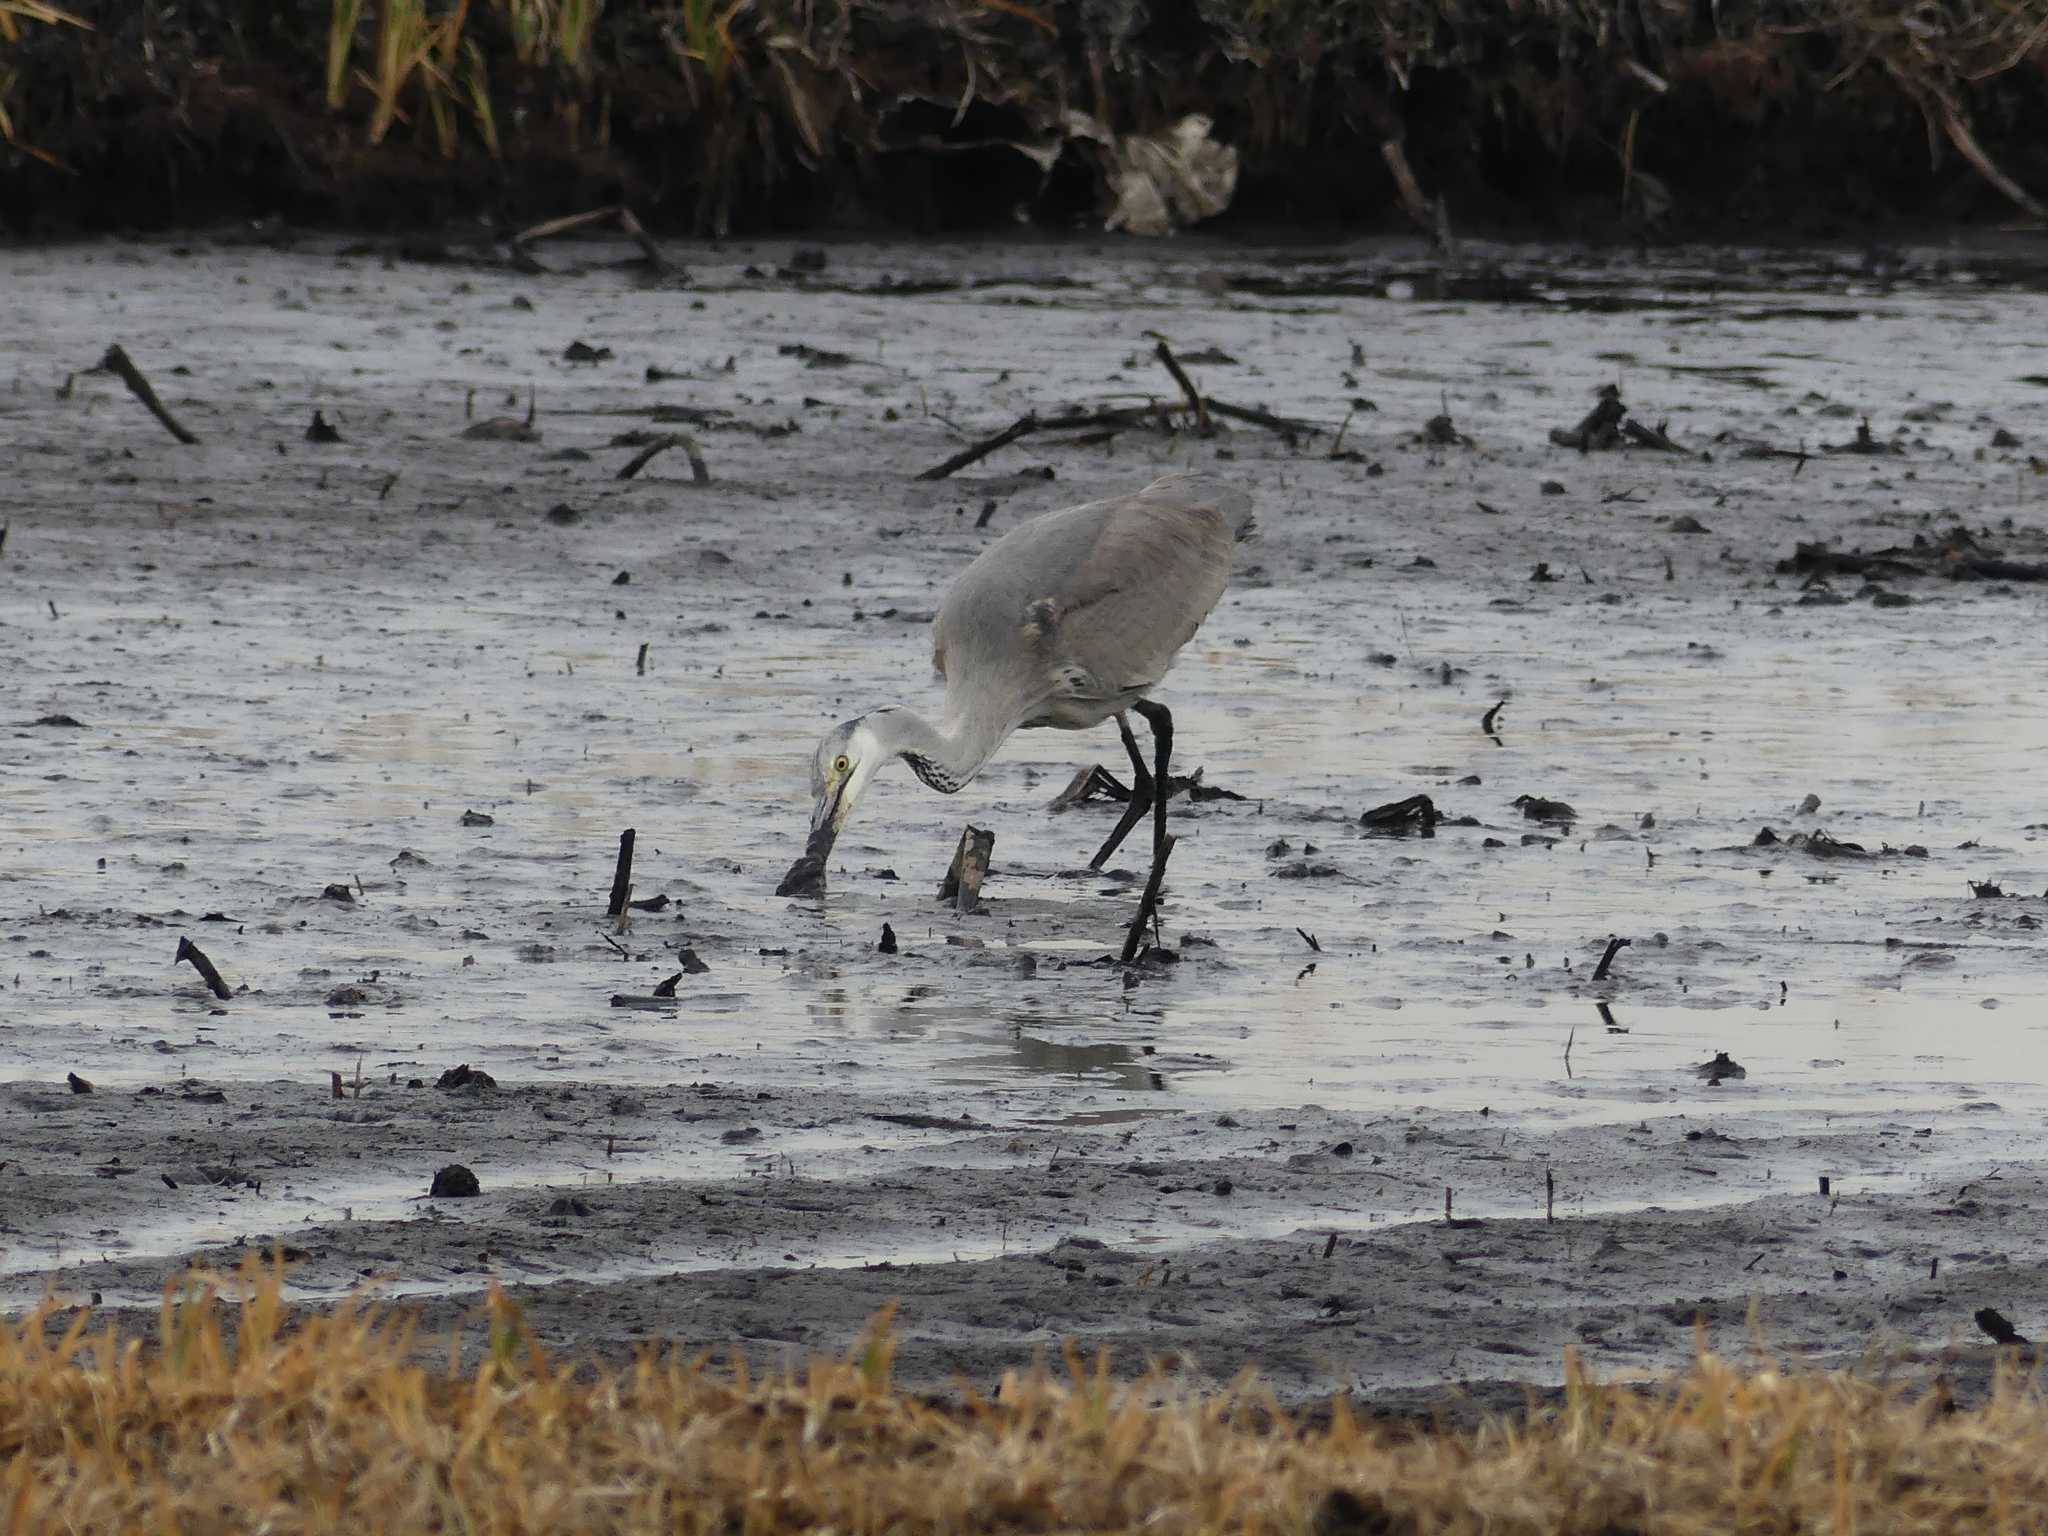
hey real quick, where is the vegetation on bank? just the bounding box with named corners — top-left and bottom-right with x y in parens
top-left (3, 1262), bottom-right (2046, 1534)
top-left (1, 0), bottom-right (2046, 235)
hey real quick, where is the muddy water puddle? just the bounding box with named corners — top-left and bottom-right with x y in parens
top-left (4, 233), bottom-right (2048, 1308)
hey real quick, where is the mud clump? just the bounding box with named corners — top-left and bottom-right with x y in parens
top-left (429, 1165), bottom-right (482, 1198)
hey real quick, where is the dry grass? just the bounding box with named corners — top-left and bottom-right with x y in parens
top-left (5, 1262), bottom-right (2048, 1534)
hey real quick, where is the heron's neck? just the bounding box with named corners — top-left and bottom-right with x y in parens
top-left (872, 706), bottom-right (1007, 794)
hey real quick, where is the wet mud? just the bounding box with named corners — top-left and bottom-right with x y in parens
top-left (4, 233), bottom-right (2048, 1408)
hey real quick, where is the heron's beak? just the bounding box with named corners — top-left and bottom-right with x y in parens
top-left (810, 775), bottom-right (849, 839)
top-left (779, 762), bottom-right (870, 897)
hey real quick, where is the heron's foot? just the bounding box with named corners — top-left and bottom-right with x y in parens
top-left (1087, 768), bottom-right (1154, 869)
top-left (1048, 764), bottom-right (1134, 813)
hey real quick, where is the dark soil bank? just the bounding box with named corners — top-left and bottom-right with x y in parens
top-left (6, 0), bottom-right (2048, 239)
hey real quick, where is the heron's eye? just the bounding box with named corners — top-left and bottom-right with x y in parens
top-left (833, 755), bottom-right (849, 774)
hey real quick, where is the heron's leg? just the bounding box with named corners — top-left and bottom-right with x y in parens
top-left (1088, 713), bottom-right (1154, 870)
top-left (1119, 700), bottom-right (1177, 962)
top-left (1131, 700), bottom-right (1174, 861)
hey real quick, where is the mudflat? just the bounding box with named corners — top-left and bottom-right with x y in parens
top-left (5, 233), bottom-right (2047, 1411)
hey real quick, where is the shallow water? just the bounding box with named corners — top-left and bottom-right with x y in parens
top-left (4, 233), bottom-right (2048, 1296)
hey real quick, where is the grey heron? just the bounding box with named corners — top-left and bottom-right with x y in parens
top-left (779, 472), bottom-right (1254, 952)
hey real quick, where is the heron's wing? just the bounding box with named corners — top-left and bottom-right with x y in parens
top-left (933, 474), bottom-right (1252, 725)
top-left (1036, 480), bottom-right (1243, 701)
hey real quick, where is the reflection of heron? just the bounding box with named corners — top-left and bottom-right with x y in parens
top-left (784, 474), bottom-right (1255, 949)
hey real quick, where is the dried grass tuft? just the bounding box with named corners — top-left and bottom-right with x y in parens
top-left (6, 1259), bottom-right (2048, 1532)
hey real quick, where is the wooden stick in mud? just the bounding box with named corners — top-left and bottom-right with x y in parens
top-left (513, 205), bottom-right (670, 270)
top-left (98, 345), bottom-right (199, 444)
top-left (607, 829), bottom-right (636, 918)
top-left (1152, 340), bottom-right (1212, 435)
top-left (917, 413), bottom-right (1041, 480)
top-left (175, 935), bottom-right (232, 1000)
top-left (1119, 833), bottom-right (1175, 963)
top-left (616, 432), bottom-right (708, 483)
top-left (1203, 398), bottom-right (1322, 437)
top-left (1592, 935), bottom-right (1632, 982)
top-left (937, 825), bottom-right (995, 914)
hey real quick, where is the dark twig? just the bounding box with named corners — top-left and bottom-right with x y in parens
top-left (97, 345), bottom-right (199, 444)
top-left (617, 432), bottom-right (704, 482)
top-left (175, 935), bottom-right (232, 1000)
top-left (1592, 935), bottom-right (1632, 981)
top-left (607, 829), bottom-right (636, 918)
top-left (1205, 398), bottom-right (1322, 436)
top-left (917, 413), bottom-right (1041, 480)
top-left (1296, 927), bottom-right (1322, 953)
top-left (1481, 698), bottom-right (1506, 741)
top-left (1152, 339), bottom-right (1213, 435)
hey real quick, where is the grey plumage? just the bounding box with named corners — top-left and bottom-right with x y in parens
top-left (933, 473), bottom-right (1255, 738)
top-left (780, 472), bottom-right (1253, 898)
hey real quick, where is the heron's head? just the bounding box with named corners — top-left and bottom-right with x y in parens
top-left (808, 714), bottom-right (889, 841)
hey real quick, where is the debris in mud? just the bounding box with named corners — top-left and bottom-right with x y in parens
top-left (1274, 861), bottom-right (1344, 879)
top-left (1549, 385), bottom-right (1625, 451)
top-left (547, 1195), bottom-right (592, 1219)
top-left (606, 828), bottom-right (636, 919)
top-left (436, 1064), bottom-right (497, 1091)
top-left (1548, 383), bottom-right (1693, 455)
top-left (778, 342), bottom-right (855, 368)
top-left (1777, 529), bottom-right (2048, 585)
top-left (878, 922), bottom-right (898, 954)
top-left (1976, 1307), bottom-right (2030, 1347)
top-left (676, 948), bottom-right (710, 975)
top-left (430, 1164), bottom-right (482, 1198)
top-left (1825, 418), bottom-right (1895, 455)
top-left (459, 810), bottom-right (495, 827)
top-left (1750, 827), bottom-right (1898, 860)
top-left (319, 883), bottom-right (355, 903)
top-left (513, 205), bottom-right (670, 272)
top-left (174, 935), bottom-right (232, 1000)
top-left (1665, 514), bottom-right (1710, 533)
top-left (545, 503), bottom-right (582, 526)
top-left (1480, 699), bottom-right (1506, 741)
top-left (1152, 338), bottom-right (1214, 436)
top-left (871, 1110), bottom-right (982, 1130)
top-left (1514, 794), bottom-right (1577, 825)
top-left (616, 432), bottom-right (709, 483)
top-left (776, 826), bottom-right (832, 897)
top-left (27, 713), bottom-right (85, 728)
top-left (95, 344), bottom-right (199, 444)
top-left (304, 409), bottom-right (342, 443)
top-left (1694, 1051), bottom-right (1747, 1085)
top-left (720, 1126), bottom-right (762, 1144)
top-left (611, 993), bottom-right (681, 1010)
top-left (1359, 794), bottom-right (1438, 836)
top-left (1091, 113), bottom-right (1239, 237)
top-left (67, 1071), bottom-right (92, 1094)
top-left (563, 340), bottom-right (614, 363)
top-left (1592, 936), bottom-right (1632, 981)
top-left (461, 388), bottom-right (538, 442)
top-left (1420, 405), bottom-right (1469, 447)
top-left (1624, 418), bottom-right (1690, 454)
top-left (325, 984), bottom-right (368, 1007)
top-left (1971, 880), bottom-right (2006, 899)
top-left (652, 971), bottom-right (683, 997)
top-left (938, 825), bottom-right (995, 914)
